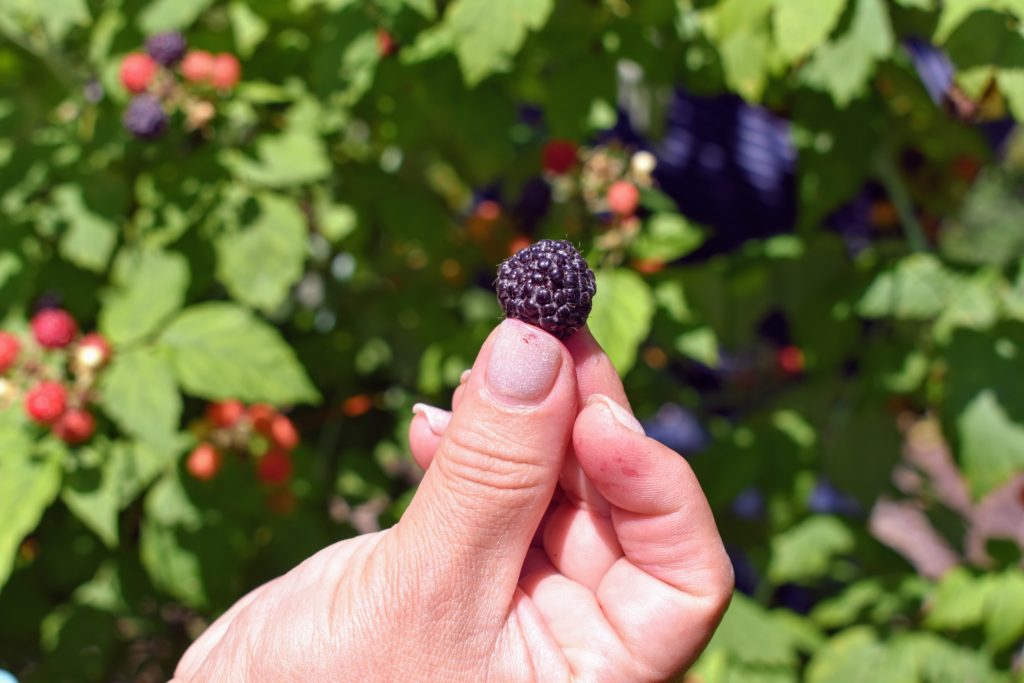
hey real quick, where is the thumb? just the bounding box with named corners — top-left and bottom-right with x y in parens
top-left (393, 319), bottom-right (576, 596)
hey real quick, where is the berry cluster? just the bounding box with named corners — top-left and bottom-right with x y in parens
top-left (542, 138), bottom-right (654, 220)
top-left (0, 309), bottom-right (113, 445)
top-left (187, 401), bottom-right (299, 487)
top-left (119, 32), bottom-right (242, 140)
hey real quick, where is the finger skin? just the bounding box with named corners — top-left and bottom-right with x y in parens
top-left (574, 398), bottom-right (733, 676)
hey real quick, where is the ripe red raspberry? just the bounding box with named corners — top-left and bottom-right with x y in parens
top-left (542, 139), bottom-right (578, 175)
top-left (187, 443), bottom-right (222, 481)
top-left (25, 382), bottom-right (67, 424)
top-left (206, 400), bottom-right (245, 428)
top-left (75, 333), bottom-right (113, 370)
top-left (269, 415), bottom-right (299, 451)
top-left (31, 309), bottom-right (78, 349)
top-left (0, 332), bottom-right (20, 373)
top-left (181, 50), bottom-right (214, 83)
top-left (247, 403), bottom-right (276, 434)
top-left (377, 30), bottom-right (396, 58)
top-left (607, 180), bottom-right (640, 216)
top-left (53, 409), bottom-right (96, 445)
top-left (257, 449), bottom-right (293, 485)
top-left (120, 52), bottom-right (158, 94)
top-left (210, 53), bottom-right (241, 90)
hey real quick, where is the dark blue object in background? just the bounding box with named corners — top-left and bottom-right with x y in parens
top-left (642, 402), bottom-right (710, 455)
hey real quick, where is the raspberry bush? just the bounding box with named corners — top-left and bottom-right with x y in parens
top-left (2, 2), bottom-right (1024, 681)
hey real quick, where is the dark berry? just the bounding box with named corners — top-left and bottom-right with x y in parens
top-left (146, 31), bottom-right (187, 66)
top-left (123, 96), bottom-right (168, 140)
top-left (496, 239), bottom-right (596, 340)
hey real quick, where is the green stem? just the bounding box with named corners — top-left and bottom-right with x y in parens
top-left (875, 151), bottom-right (928, 253)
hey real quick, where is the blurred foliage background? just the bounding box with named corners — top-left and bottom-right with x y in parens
top-left (1, 0), bottom-right (1024, 680)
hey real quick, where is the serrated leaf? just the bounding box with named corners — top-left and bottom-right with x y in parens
top-left (802, 0), bottom-right (894, 106)
top-left (62, 443), bottom-right (122, 548)
top-left (159, 303), bottom-right (320, 404)
top-left (705, 593), bottom-right (803, 667)
top-left (138, 0), bottom-right (214, 33)
top-left (710, 0), bottom-right (775, 100)
top-left (806, 627), bottom-right (917, 683)
top-left (769, 516), bottom-right (855, 583)
top-left (0, 426), bottom-right (62, 591)
top-left (446, 0), bottom-right (553, 85)
top-left (858, 253), bottom-right (956, 320)
top-left (219, 131), bottom-right (331, 187)
top-left (774, 0), bottom-right (847, 64)
top-left (99, 248), bottom-right (189, 345)
top-left (631, 213), bottom-right (704, 262)
top-left (216, 193), bottom-right (307, 313)
top-left (53, 185), bottom-right (117, 273)
top-left (587, 269), bottom-right (655, 376)
top-left (228, 1), bottom-right (268, 58)
top-left (984, 571), bottom-right (1024, 651)
top-left (99, 348), bottom-right (182, 448)
top-left (924, 567), bottom-right (989, 629)
top-left (811, 580), bottom-right (884, 628)
top-left (957, 390), bottom-right (1024, 497)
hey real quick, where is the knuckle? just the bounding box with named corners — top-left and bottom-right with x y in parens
top-left (439, 422), bottom-right (551, 499)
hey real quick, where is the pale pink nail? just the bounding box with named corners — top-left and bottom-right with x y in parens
top-left (485, 320), bottom-right (562, 405)
top-left (412, 403), bottom-right (451, 435)
top-left (587, 394), bottom-right (645, 435)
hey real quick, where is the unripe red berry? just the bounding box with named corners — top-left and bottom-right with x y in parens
top-left (542, 139), bottom-right (578, 175)
top-left (187, 442), bottom-right (222, 481)
top-left (777, 345), bottom-right (805, 376)
top-left (75, 333), bottom-right (113, 370)
top-left (53, 409), bottom-right (96, 445)
top-left (607, 180), bottom-right (640, 216)
top-left (0, 332), bottom-right (20, 373)
top-left (377, 30), bottom-right (396, 58)
top-left (210, 53), bottom-right (241, 90)
top-left (247, 403), bottom-right (276, 434)
top-left (206, 400), bottom-right (245, 428)
top-left (257, 449), bottom-right (293, 485)
top-left (120, 52), bottom-right (158, 94)
top-left (31, 309), bottom-right (78, 349)
top-left (269, 414), bottom-right (299, 451)
top-left (180, 50), bottom-right (214, 83)
top-left (25, 381), bottom-right (67, 424)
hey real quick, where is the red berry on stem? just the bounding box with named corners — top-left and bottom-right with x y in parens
top-left (53, 409), bottom-right (96, 445)
top-left (210, 53), bottom-right (241, 90)
top-left (269, 414), bottom-right (299, 451)
top-left (120, 53), bottom-right (158, 94)
top-left (31, 309), bottom-right (78, 349)
top-left (76, 333), bottom-right (113, 370)
top-left (377, 30), bottom-right (396, 58)
top-left (25, 382), bottom-right (67, 424)
top-left (542, 139), bottom-right (578, 175)
top-left (257, 449), bottom-right (293, 485)
top-left (247, 403), bottom-right (276, 434)
top-left (607, 180), bottom-right (640, 216)
top-left (181, 50), bottom-right (215, 83)
top-left (187, 443), bottom-right (222, 481)
top-left (0, 333), bottom-right (20, 373)
top-left (777, 345), bottom-right (805, 376)
top-left (206, 400), bottom-right (245, 428)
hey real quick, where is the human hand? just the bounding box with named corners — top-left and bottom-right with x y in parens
top-left (173, 319), bottom-right (733, 682)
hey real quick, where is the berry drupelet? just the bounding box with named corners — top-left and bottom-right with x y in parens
top-left (496, 239), bottom-right (596, 340)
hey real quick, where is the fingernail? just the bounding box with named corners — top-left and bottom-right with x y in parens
top-left (485, 320), bottom-right (562, 405)
top-left (459, 369), bottom-right (472, 385)
top-left (587, 394), bottom-right (645, 435)
top-left (412, 403), bottom-right (451, 435)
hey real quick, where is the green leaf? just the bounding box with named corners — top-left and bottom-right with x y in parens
top-left (806, 627), bottom-right (917, 683)
top-left (769, 516), bottom-right (855, 583)
top-left (773, 0), bottom-right (846, 65)
top-left (402, 0), bottom-right (436, 18)
top-left (858, 253), bottom-right (956, 320)
top-left (812, 580), bottom-right (885, 628)
top-left (62, 443), bottom-right (123, 548)
top-left (446, 0), bottom-right (553, 85)
top-left (935, 0), bottom-right (1024, 42)
top-left (99, 348), bottom-right (182, 448)
top-left (802, 0), bottom-right (894, 106)
top-left (228, 1), bottom-right (268, 58)
top-left (924, 567), bottom-right (989, 629)
top-left (39, 0), bottom-right (90, 42)
top-left (984, 571), bottom-right (1024, 651)
top-left (957, 389), bottom-right (1024, 497)
top-left (216, 193), bottom-right (307, 313)
top-left (53, 185), bottom-right (117, 273)
top-left (138, 0), bottom-right (214, 33)
top-left (219, 131), bottom-right (331, 187)
top-left (0, 426), bottom-right (62, 591)
top-left (99, 248), bottom-right (189, 345)
top-left (631, 213), bottom-right (704, 262)
top-left (587, 269), bottom-right (655, 376)
top-left (675, 327), bottom-right (720, 367)
top-left (159, 303), bottom-right (320, 404)
top-left (705, 593), bottom-right (804, 667)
